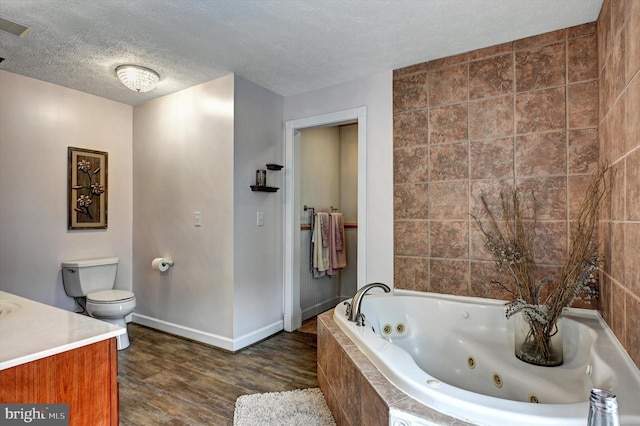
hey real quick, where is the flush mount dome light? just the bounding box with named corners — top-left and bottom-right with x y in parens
top-left (116, 64), bottom-right (159, 93)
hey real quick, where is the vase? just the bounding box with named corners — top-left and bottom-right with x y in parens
top-left (513, 311), bottom-right (563, 367)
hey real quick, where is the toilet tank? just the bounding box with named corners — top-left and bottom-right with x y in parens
top-left (61, 257), bottom-right (119, 297)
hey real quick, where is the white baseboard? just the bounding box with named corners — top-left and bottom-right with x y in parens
top-left (284, 309), bottom-right (302, 332)
top-left (132, 313), bottom-right (283, 352)
top-left (232, 320), bottom-right (284, 351)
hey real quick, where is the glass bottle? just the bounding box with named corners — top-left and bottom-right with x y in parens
top-left (587, 388), bottom-right (620, 426)
top-left (256, 170), bottom-right (267, 187)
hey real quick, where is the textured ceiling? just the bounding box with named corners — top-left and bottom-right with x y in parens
top-left (0, 1), bottom-right (603, 106)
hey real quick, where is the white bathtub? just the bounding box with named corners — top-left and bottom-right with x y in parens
top-left (333, 291), bottom-right (640, 426)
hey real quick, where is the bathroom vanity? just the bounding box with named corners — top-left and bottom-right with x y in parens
top-left (0, 291), bottom-right (125, 425)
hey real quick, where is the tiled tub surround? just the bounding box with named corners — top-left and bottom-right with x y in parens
top-left (330, 293), bottom-right (640, 426)
top-left (317, 310), bottom-right (474, 426)
top-left (393, 23), bottom-right (600, 305)
top-left (597, 0), bottom-right (640, 370)
top-left (394, 7), bottom-right (640, 370)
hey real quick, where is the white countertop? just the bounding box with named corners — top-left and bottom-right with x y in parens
top-left (0, 290), bottom-right (125, 370)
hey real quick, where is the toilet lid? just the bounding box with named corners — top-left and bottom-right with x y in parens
top-left (87, 289), bottom-right (135, 303)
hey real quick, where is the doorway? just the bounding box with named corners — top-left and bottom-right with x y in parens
top-left (299, 124), bottom-right (358, 321)
top-left (283, 107), bottom-right (367, 332)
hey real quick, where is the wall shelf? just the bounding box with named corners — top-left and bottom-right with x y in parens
top-left (251, 164), bottom-right (283, 192)
top-left (250, 185), bottom-right (279, 192)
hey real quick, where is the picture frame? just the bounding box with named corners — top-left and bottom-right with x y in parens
top-left (68, 147), bottom-right (108, 229)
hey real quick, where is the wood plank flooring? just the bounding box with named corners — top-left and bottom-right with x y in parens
top-left (118, 322), bottom-right (318, 425)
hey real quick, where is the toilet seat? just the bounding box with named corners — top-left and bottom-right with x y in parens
top-left (86, 289), bottom-right (136, 323)
top-left (85, 289), bottom-right (136, 350)
top-left (87, 289), bottom-right (135, 304)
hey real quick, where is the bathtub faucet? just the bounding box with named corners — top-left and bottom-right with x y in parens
top-left (348, 282), bottom-right (391, 326)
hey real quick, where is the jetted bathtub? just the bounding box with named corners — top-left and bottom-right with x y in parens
top-left (333, 291), bottom-right (640, 426)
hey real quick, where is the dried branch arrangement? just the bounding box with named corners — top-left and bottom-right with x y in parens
top-left (474, 164), bottom-right (609, 365)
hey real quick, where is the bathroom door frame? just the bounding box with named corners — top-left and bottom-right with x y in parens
top-left (283, 106), bottom-right (367, 332)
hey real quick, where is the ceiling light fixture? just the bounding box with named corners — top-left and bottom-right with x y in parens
top-left (116, 64), bottom-right (159, 93)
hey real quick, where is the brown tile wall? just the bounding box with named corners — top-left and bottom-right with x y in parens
top-left (597, 0), bottom-right (640, 368)
top-left (393, 4), bottom-right (640, 369)
top-left (393, 23), bottom-right (599, 304)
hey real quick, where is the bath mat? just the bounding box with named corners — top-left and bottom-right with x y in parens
top-left (233, 388), bottom-right (335, 426)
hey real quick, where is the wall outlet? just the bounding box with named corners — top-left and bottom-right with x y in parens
top-left (194, 211), bottom-right (202, 226)
top-left (257, 211), bottom-right (264, 226)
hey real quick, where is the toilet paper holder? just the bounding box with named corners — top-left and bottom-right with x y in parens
top-left (152, 257), bottom-right (175, 272)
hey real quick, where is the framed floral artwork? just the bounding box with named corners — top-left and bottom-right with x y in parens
top-left (68, 147), bottom-right (108, 229)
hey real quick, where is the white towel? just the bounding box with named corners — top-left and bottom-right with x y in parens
top-left (313, 213), bottom-right (330, 275)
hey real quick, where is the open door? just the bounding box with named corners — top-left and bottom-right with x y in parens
top-left (283, 107), bottom-right (367, 331)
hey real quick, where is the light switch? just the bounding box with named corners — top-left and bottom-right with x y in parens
top-left (194, 211), bottom-right (202, 226)
top-left (257, 211), bottom-right (264, 226)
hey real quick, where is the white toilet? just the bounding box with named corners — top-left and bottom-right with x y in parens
top-left (61, 257), bottom-right (136, 350)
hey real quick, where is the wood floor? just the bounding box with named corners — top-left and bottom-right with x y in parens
top-left (117, 322), bottom-right (318, 425)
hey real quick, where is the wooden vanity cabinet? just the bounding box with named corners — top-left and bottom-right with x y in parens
top-left (0, 338), bottom-right (118, 426)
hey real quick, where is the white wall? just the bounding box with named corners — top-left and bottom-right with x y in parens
top-left (301, 127), bottom-right (341, 210)
top-left (0, 70), bottom-right (133, 310)
top-left (132, 74), bottom-right (237, 345)
top-left (339, 124), bottom-right (359, 224)
top-left (233, 75), bottom-right (284, 344)
top-left (0, 67), bottom-right (392, 350)
top-left (132, 74), bottom-right (285, 350)
top-left (283, 72), bottom-right (394, 288)
top-left (339, 124), bottom-right (358, 297)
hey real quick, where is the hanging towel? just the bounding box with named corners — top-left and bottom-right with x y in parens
top-left (313, 212), bottom-right (330, 276)
top-left (327, 212), bottom-right (347, 276)
top-left (320, 212), bottom-right (330, 248)
top-left (308, 207), bottom-right (315, 273)
top-left (334, 213), bottom-right (344, 251)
